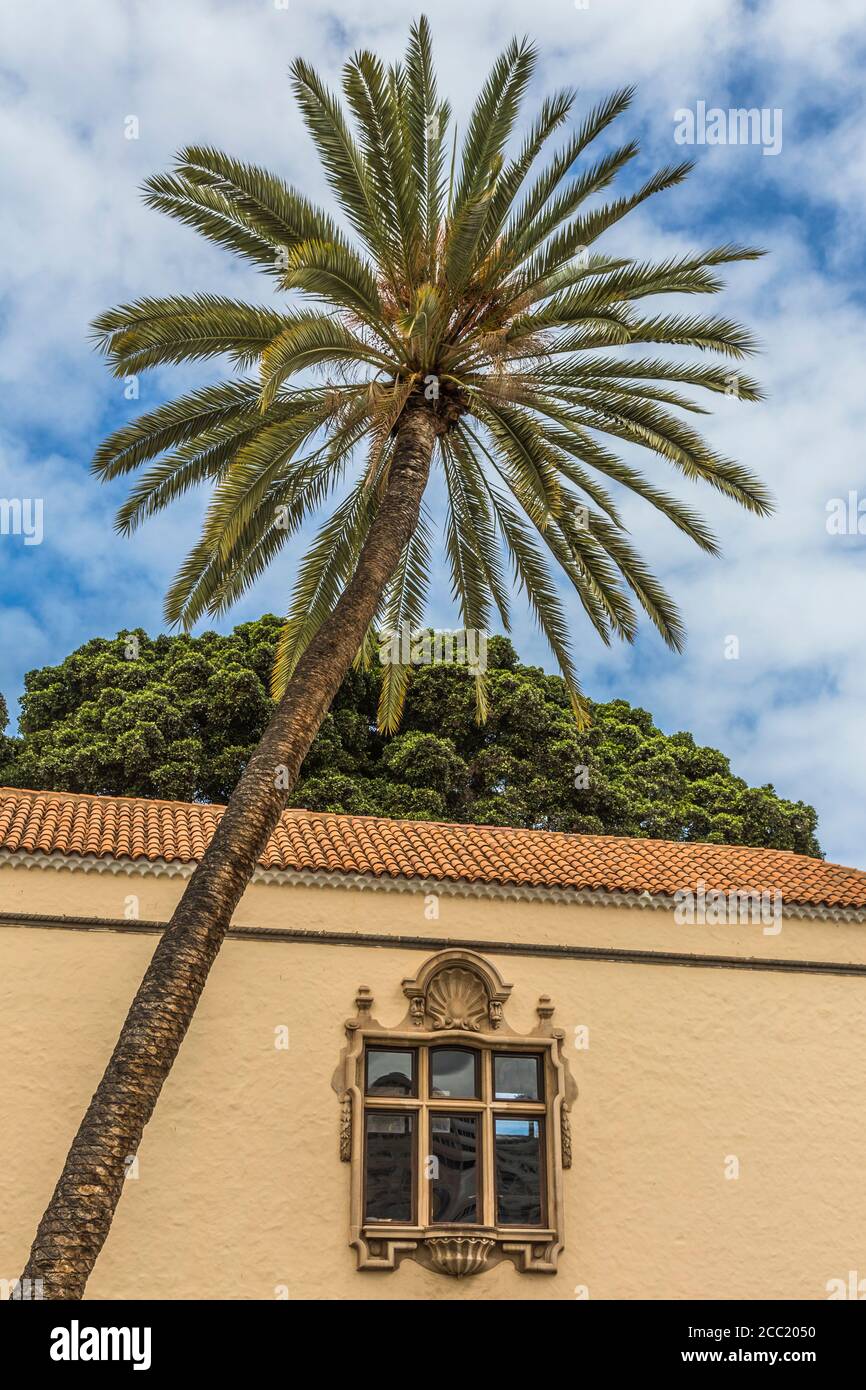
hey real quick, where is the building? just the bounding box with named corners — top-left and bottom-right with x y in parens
top-left (2, 785), bottom-right (866, 1301)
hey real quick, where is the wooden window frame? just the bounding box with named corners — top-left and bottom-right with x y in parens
top-left (364, 1044), bottom-right (418, 1097)
top-left (334, 949), bottom-right (577, 1277)
top-left (429, 1044), bottom-right (481, 1100)
top-left (362, 1109), bottom-right (417, 1224)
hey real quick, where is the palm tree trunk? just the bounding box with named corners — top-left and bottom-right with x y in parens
top-left (20, 397), bottom-right (440, 1299)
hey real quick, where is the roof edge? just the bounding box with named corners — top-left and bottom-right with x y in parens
top-left (0, 785), bottom-right (843, 869)
top-left (2, 847), bottom-right (864, 924)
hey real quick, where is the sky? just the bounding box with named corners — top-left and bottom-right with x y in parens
top-left (0, 0), bottom-right (864, 865)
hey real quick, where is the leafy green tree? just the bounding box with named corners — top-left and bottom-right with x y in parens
top-left (0, 694), bottom-right (18, 773)
top-left (0, 619), bottom-right (819, 856)
top-left (23, 18), bottom-right (772, 1297)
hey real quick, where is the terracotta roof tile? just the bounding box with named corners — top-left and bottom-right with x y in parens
top-left (0, 786), bottom-right (864, 911)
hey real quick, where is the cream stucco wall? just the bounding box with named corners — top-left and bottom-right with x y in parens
top-left (1, 857), bottom-right (865, 1300)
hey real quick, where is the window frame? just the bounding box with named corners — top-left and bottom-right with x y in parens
top-left (362, 1108), bottom-right (418, 1225)
top-left (429, 1044), bottom-right (481, 1100)
top-left (493, 1112), bottom-right (547, 1228)
top-left (364, 1044), bottom-right (418, 1098)
top-left (363, 1040), bottom-right (549, 1230)
top-left (336, 949), bottom-right (577, 1276)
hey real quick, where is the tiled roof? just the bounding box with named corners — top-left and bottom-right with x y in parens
top-left (0, 786), bottom-right (864, 910)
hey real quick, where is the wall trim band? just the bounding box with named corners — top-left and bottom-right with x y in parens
top-left (1, 910), bottom-right (865, 979)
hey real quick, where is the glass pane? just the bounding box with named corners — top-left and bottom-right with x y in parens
top-left (494, 1053), bottom-right (542, 1101)
top-left (365, 1112), bottom-right (414, 1221)
top-left (430, 1048), bottom-right (479, 1099)
top-left (366, 1048), bottom-right (415, 1096)
top-left (495, 1117), bottom-right (543, 1225)
top-left (429, 1113), bottom-right (479, 1223)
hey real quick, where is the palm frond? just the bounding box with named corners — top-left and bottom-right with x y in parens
top-left (343, 50), bottom-right (420, 285)
top-left (142, 171), bottom-right (282, 271)
top-left (271, 459), bottom-right (386, 697)
top-left (404, 16), bottom-right (449, 267)
top-left (258, 316), bottom-right (393, 409)
top-left (483, 483), bottom-right (588, 724)
top-left (504, 86), bottom-right (635, 246)
top-left (290, 57), bottom-right (398, 280)
top-left (176, 145), bottom-right (341, 253)
top-left (93, 17), bottom-right (770, 739)
top-left (470, 404), bottom-right (562, 528)
top-left (451, 37), bottom-right (537, 214)
top-left (91, 296), bottom-right (299, 375)
top-left (377, 505), bottom-right (433, 732)
top-left (445, 430), bottom-right (513, 628)
top-left (91, 379), bottom-right (262, 480)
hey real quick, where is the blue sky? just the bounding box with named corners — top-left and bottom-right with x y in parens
top-left (1, 0), bottom-right (865, 864)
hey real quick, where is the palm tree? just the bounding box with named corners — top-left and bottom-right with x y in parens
top-left (21, 16), bottom-right (770, 1297)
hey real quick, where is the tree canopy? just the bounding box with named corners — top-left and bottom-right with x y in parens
top-left (0, 616), bottom-right (820, 855)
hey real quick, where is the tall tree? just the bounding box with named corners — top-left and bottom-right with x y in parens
top-left (21, 17), bottom-right (770, 1296)
top-left (0, 622), bottom-right (819, 854)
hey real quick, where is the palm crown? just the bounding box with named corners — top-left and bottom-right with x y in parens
top-left (92, 15), bottom-right (770, 731)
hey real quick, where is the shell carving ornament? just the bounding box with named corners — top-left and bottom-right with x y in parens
top-left (426, 966), bottom-right (488, 1031)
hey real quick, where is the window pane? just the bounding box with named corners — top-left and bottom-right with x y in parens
top-left (495, 1118), bottom-right (543, 1225)
top-left (365, 1112), bottom-right (414, 1221)
top-left (429, 1113), bottom-right (479, 1223)
top-left (494, 1053), bottom-right (542, 1101)
top-left (366, 1048), bottom-right (415, 1096)
top-left (430, 1048), bottom-right (479, 1098)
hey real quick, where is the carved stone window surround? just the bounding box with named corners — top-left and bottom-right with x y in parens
top-left (332, 949), bottom-right (577, 1277)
